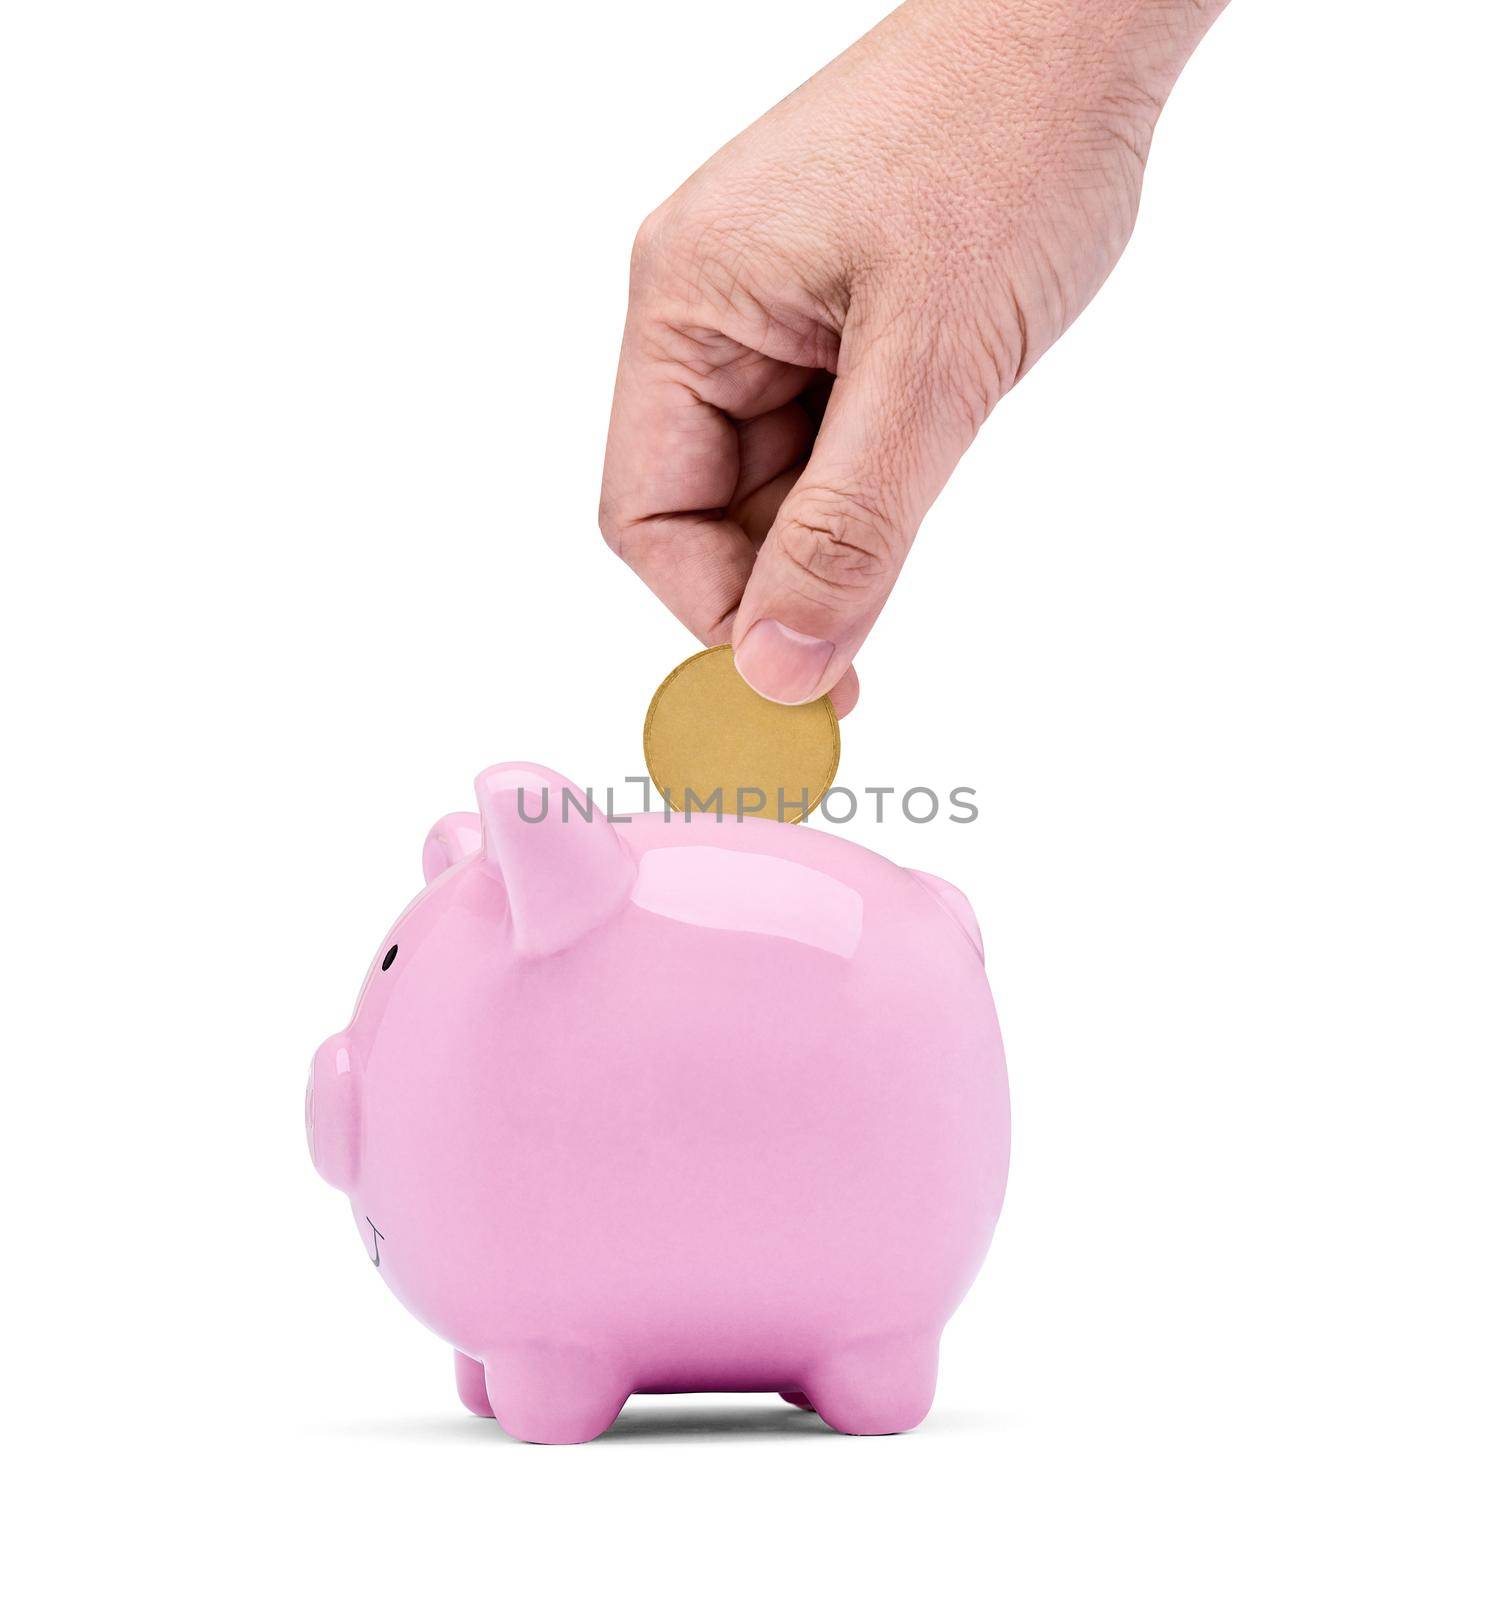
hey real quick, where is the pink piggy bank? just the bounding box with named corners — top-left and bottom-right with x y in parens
top-left (308, 763), bottom-right (1010, 1442)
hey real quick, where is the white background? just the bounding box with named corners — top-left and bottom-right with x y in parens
top-left (3, 2), bottom-right (1484, 1594)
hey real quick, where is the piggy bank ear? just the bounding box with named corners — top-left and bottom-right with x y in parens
top-left (474, 764), bottom-right (635, 957)
top-left (422, 812), bottom-right (482, 884)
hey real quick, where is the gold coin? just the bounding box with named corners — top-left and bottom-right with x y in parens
top-left (643, 645), bottom-right (840, 823)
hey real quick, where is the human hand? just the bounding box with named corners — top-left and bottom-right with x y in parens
top-left (600, 0), bottom-right (1225, 711)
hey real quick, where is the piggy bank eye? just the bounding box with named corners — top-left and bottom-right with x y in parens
top-left (381, 944), bottom-right (398, 971)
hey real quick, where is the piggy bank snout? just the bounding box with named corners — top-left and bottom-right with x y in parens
top-left (307, 1031), bottom-right (360, 1193)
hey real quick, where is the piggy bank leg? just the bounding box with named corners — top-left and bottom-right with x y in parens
top-left (779, 1391), bottom-right (816, 1412)
top-left (804, 1334), bottom-right (939, 1436)
top-left (454, 1352), bottom-right (495, 1419)
top-left (482, 1345), bottom-right (629, 1445)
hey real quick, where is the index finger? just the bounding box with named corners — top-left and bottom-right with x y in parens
top-left (598, 309), bottom-right (815, 643)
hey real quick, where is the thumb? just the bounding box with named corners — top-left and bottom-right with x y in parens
top-left (729, 335), bottom-right (973, 705)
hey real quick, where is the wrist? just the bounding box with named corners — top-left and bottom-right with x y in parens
top-left (900, 0), bottom-right (1226, 110)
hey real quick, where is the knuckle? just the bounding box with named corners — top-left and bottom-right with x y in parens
top-left (1088, 85), bottom-right (1161, 170)
top-left (630, 203), bottom-right (678, 281)
top-left (597, 496), bottom-right (630, 560)
top-left (951, 306), bottom-right (1026, 421)
top-left (777, 488), bottom-right (899, 595)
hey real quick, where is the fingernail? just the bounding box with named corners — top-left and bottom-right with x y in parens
top-left (733, 619), bottom-right (835, 705)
